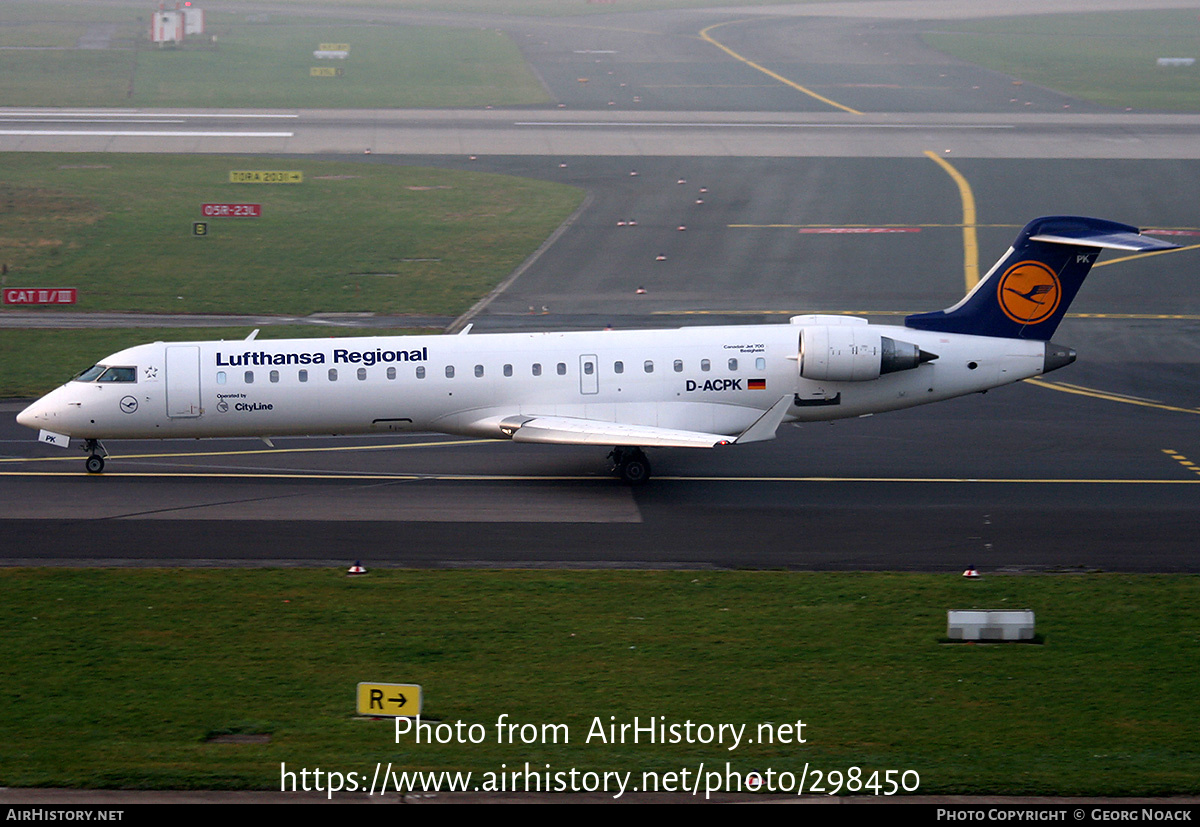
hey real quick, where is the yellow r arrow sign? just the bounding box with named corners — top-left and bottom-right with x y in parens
top-left (356, 682), bottom-right (423, 717)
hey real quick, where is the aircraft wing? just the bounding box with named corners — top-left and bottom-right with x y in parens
top-left (499, 396), bottom-right (793, 448)
top-left (504, 415), bottom-right (733, 448)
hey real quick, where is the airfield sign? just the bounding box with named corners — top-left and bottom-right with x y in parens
top-left (201, 203), bottom-right (262, 217)
top-left (356, 682), bottom-right (423, 717)
top-left (4, 288), bottom-right (76, 305)
top-left (229, 170), bottom-right (303, 184)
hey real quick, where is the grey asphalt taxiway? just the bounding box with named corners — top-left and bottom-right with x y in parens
top-left (3, 353), bottom-right (1198, 570)
top-left (2, 1), bottom-right (1199, 571)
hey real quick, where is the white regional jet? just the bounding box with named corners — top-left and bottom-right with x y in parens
top-left (17, 216), bottom-right (1177, 483)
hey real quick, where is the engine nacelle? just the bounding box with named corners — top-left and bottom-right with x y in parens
top-left (799, 326), bottom-right (932, 382)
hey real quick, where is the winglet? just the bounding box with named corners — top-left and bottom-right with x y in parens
top-left (733, 395), bottom-right (793, 444)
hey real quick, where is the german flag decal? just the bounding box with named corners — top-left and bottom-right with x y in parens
top-left (748, 378), bottom-right (767, 390)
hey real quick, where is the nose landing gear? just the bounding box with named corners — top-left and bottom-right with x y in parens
top-left (83, 439), bottom-right (108, 474)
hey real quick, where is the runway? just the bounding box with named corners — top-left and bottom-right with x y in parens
top-left (5, 108), bottom-right (1200, 159)
top-left (2, 1), bottom-right (1199, 571)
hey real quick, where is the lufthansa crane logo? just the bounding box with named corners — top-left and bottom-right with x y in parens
top-left (997, 260), bottom-right (1061, 325)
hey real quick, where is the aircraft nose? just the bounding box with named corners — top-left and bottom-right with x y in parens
top-left (16, 399), bottom-right (45, 430)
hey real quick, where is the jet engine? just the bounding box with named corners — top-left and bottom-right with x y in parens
top-left (798, 325), bottom-right (936, 382)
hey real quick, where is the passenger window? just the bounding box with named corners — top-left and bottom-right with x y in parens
top-left (328, 369), bottom-right (338, 382)
top-left (387, 367), bottom-right (396, 380)
top-left (270, 370), bottom-right (279, 383)
top-left (584, 362), bottom-right (594, 375)
top-left (475, 364), bottom-right (484, 378)
top-left (557, 362), bottom-right (566, 376)
top-left (701, 359), bottom-right (710, 372)
top-left (756, 357), bottom-right (766, 370)
top-left (357, 368), bottom-right (367, 381)
top-left (299, 370), bottom-right (308, 383)
top-left (614, 361), bottom-right (624, 374)
top-left (216, 371), bottom-right (227, 385)
top-left (728, 358), bottom-right (738, 371)
top-left (416, 366), bottom-right (426, 379)
top-left (673, 359), bottom-right (683, 373)
top-left (503, 364), bottom-right (513, 377)
top-left (244, 371), bottom-right (254, 384)
top-left (532, 363), bottom-right (542, 376)
top-left (644, 360), bottom-right (654, 373)
top-left (446, 365), bottom-right (455, 378)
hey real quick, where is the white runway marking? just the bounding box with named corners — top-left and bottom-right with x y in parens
top-left (0, 111), bottom-right (298, 118)
top-left (513, 121), bottom-right (1014, 129)
top-left (0, 130), bottom-right (294, 138)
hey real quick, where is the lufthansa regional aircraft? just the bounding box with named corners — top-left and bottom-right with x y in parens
top-left (16, 217), bottom-right (1177, 483)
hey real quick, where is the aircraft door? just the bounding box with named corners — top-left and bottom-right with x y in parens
top-left (579, 354), bottom-right (599, 395)
top-left (165, 345), bottom-right (202, 418)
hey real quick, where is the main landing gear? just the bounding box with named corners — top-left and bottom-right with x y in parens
top-left (83, 439), bottom-right (108, 474)
top-left (609, 446), bottom-right (651, 485)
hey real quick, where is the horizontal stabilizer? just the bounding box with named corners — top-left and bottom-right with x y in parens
top-left (1028, 229), bottom-right (1178, 252)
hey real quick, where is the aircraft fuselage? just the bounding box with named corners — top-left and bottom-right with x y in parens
top-left (18, 320), bottom-right (1050, 444)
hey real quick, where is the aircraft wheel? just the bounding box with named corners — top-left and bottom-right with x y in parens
top-left (85, 455), bottom-right (105, 474)
top-left (618, 454), bottom-right (651, 485)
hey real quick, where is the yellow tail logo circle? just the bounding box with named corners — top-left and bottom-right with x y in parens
top-left (997, 260), bottom-right (1061, 325)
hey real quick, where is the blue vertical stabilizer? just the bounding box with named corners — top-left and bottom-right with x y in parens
top-left (905, 216), bottom-right (1178, 340)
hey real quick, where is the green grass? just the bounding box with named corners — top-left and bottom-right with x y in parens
top-left (0, 569), bottom-right (1196, 794)
top-left (130, 25), bottom-right (549, 109)
top-left (0, 0), bottom-right (863, 28)
top-left (305, 0), bottom-right (860, 13)
top-left (0, 154), bottom-right (581, 397)
top-left (0, 11), bottom-right (548, 108)
top-left (0, 154), bottom-right (583, 316)
top-left (279, 0), bottom-right (857, 13)
top-left (0, 327), bottom-right (436, 398)
top-left (923, 10), bottom-right (1200, 111)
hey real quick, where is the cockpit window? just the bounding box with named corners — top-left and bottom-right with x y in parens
top-left (96, 366), bottom-right (136, 383)
top-left (76, 365), bottom-right (136, 383)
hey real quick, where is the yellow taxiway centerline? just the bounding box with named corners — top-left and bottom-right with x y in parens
top-left (727, 223), bottom-right (1018, 230)
top-left (924, 150), bottom-right (979, 292)
top-left (0, 470), bottom-right (1196, 484)
top-left (698, 20), bottom-right (863, 116)
top-left (0, 438), bottom-right (494, 464)
top-left (652, 310), bottom-right (1200, 320)
top-left (1025, 377), bottom-right (1200, 415)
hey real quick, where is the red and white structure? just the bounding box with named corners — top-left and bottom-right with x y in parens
top-left (150, 10), bottom-right (183, 44)
top-left (150, 4), bottom-right (204, 44)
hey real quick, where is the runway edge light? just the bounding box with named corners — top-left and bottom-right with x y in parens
top-left (348, 561), bottom-right (367, 576)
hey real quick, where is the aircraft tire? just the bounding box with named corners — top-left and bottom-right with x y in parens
top-left (85, 455), bottom-right (105, 474)
top-left (619, 455), bottom-right (651, 485)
